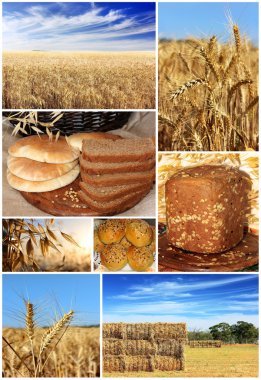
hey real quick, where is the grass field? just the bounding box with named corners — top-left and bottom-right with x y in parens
top-left (104, 345), bottom-right (258, 377)
top-left (3, 326), bottom-right (100, 377)
top-left (159, 25), bottom-right (259, 151)
top-left (3, 51), bottom-right (155, 109)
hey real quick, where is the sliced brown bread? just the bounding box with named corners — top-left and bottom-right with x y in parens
top-left (80, 156), bottom-right (155, 175)
top-left (82, 138), bottom-right (155, 163)
top-left (81, 169), bottom-right (155, 187)
top-left (78, 187), bottom-right (150, 214)
top-left (79, 181), bottom-right (152, 202)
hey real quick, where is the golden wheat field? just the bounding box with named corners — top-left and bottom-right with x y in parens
top-left (159, 25), bottom-right (259, 151)
top-left (3, 51), bottom-right (155, 109)
top-left (104, 344), bottom-right (258, 377)
top-left (3, 326), bottom-right (100, 378)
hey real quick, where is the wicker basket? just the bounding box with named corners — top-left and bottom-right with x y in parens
top-left (4, 111), bottom-right (131, 136)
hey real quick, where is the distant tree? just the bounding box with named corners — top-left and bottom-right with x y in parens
top-left (231, 321), bottom-right (258, 344)
top-left (188, 329), bottom-right (213, 341)
top-left (209, 323), bottom-right (233, 343)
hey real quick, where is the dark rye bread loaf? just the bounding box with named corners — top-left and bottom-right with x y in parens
top-left (78, 187), bottom-right (150, 214)
top-left (82, 138), bottom-right (155, 163)
top-left (81, 169), bottom-right (155, 187)
top-left (165, 165), bottom-right (251, 254)
top-left (79, 181), bottom-right (152, 202)
top-left (80, 156), bottom-right (155, 174)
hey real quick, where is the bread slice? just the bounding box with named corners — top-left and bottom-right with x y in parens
top-left (81, 169), bottom-right (155, 187)
top-left (78, 187), bottom-right (150, 214)
top-left (79, 181), bottom-right (151, 202)
top-left (82, 138), bottom-right (155, 163)
top-left (80, 156), bottom-right (155, 175)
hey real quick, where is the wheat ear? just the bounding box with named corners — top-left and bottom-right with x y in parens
top-left (228, 79), bottom-right (253, 101)
top-left (39, 310), bottom-right (74, 356)
top-left (170, 78), bottom-right (206, 100)
top-left (25, 302), bottom-right (34, 341)
top-left (199, 46), bottom-right (219, 81)
top-left (233, 25), bottom-right (241, 55)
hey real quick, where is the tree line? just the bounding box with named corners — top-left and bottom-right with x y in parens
top-left (188, 321), bottom-right (258, 344)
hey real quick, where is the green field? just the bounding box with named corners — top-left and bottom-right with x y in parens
top-left (104, 345), bottom-right (258, 377)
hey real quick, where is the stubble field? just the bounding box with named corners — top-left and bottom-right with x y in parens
top-left (3, 51), bottom-right (155, 109)
top-left (104, 345), bottom-right (258, 377)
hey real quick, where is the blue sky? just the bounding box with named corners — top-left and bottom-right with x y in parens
top-left (103, 274), bottom-right (259, 330)
top-left (3, 274), bottom-right (100, 327)
top-left (159, 2), bottom-right (258, 45)
top-left (3, 2), bottom-right (155, 51)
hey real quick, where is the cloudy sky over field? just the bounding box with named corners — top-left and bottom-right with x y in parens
top-left (3, 2), bottom-right (155, 51)
top-left (103, 274), bottom-right (259, 330)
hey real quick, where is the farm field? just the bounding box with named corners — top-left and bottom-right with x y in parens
top-left (3, 51), bottom-right (155, 109)
top-left (2, 326), bottom-right (100, 378)
top-left (159, 26), bottom-right (259, 151)
top-left (104, 345), bottom-right (258, 377)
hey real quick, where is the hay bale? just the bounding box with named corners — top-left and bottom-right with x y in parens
top-left (103, 339), bottom-right (124, 355)
top-left (124, 356), bottom-right (154, 372)
top-left (103, 339), bottom-right (157, 356)
top-left (189, 340), bottom-right (222, 348)
top-left (155, 356), bottom-right (184, 371)
top-left (103, 323), bottom-right (124, 339)
top-left (157, 340), bottom-right (184, 357)
top-left (123, 323), bottom-right (187, 341)
top-left (103, 355), bottom-right (125, 372)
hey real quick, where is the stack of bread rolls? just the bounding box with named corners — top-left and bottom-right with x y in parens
top-left (94, 219), bottom-right (155, 272)
top-left (78, 137), bottom-right (155, 214)
top-left (7, 135), bottom-right (80, 192)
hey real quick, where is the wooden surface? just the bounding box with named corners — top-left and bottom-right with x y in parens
top-left (21, 178), bottom-right (100, 216)
top-left (158, 232), bottom-right (258, 272)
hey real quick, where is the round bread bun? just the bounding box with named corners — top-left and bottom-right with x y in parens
top-left (100, 244), bottom-right (127, 271)
top-left (120, 236), bottom-right (132, 249)
top-left (98, 219), bottom-right (126, 245)
top-left (68, 132), bottom-right (122, 151)
top-left (125, 220), bottom-right (153, 247)
top-left (7, 156), bottom-right (78, 181)
top-left (94, 229), bottom-right (104, 253)
top-left (148, 225), bottom-right (156, 252)
top-left (8, 135), bottom-right (79, 164)
top-left (127, 246), bottom-right (154, 271)
top-left (7, 165), bottom-right (80, 192)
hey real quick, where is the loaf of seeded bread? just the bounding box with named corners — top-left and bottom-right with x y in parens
top-left (82, 138), bottom-right (155, 162)
top-left (165, 165), bottom-right (251, 254)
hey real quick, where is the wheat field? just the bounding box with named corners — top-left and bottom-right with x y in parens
top-left (159, 25), bottom-right (258, 151)
top-left (3, 51), bottom-right (155, 109)
top-left (104, 344), bottom-right (258, 377)
top-left (3, 326), bottom-right (100, 377)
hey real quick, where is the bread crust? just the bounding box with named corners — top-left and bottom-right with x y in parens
top-left (94, 229), bottom-right (105, 253)
top-left (98, 220), bottom-right (126, 244)
top-left (127, 246), bottom-right (154, 271)
top-left (8, 135), bottom-right (79, 164)
top-left (125, 220), bottom-right (153, 247)
top-left (100, 244), bottom-right (127, 271)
